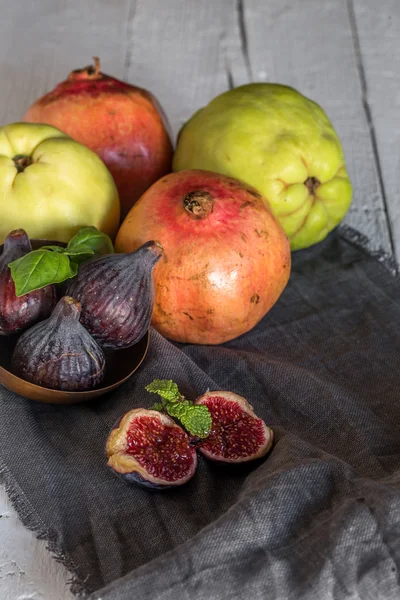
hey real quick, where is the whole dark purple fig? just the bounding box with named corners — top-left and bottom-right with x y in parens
top-left (66, 240), bottom-right (163, 349)
top-left (106, 408), bottom-right (198, 489)
top-left (0, 229), bottom-right (57, 335)
top-left (11, 296), bottom-right (105, 391)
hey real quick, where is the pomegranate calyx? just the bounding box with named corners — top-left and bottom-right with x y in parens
top-left (68, 56), bottom-right (102, 81)
top-left (183, 190), bottom-right (214, 219)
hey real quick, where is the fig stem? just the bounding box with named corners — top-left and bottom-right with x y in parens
top-left (50, 296), bottom-right (81, 322)
top-left (183, 190), bottom-right (214, 219)
top-left (13, 155), bottom-right (33, 173)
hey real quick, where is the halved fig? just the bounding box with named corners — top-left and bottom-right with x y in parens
top-left (194, 391), bottom-right (273, 463)
top-left (106, 409), bottom-right (198, 489)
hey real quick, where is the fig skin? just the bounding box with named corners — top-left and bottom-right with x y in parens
top-left (194, 391), bottom-right (273, 464)
top-left (106, 408), bottom-right (198, 490)
top-left (0, 229), bottom-right (57, 335)
top-left (11, 296), bottom-right (105, 391)
top-left (66, 240), bottom-right (163, 349)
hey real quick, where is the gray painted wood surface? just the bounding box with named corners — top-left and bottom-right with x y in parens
top-left (0, 1), bottom-right (399, 599)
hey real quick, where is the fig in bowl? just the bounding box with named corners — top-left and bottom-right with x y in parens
top-left (0, 229), bottom-right (57, 335)
top-left (66, 240), bottom-right (163, 349)
top-left (11, 296), bottom-right (106, 392)
top-left (0, 238), bottom-right (150, 404)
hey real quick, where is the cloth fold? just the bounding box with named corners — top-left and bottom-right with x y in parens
top-left (1, 229), bottom-right (400, 600)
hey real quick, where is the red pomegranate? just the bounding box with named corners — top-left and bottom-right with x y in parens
top-left (23, 57), bottom-right (173, 220)
top-left (115, 170), bottom-right (291, 345)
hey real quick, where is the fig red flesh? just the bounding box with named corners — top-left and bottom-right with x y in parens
top-left (106, 409), bottom-right (198, 489)
top-left (126, 416), bottom-right (195, 482)
top-left (195, 391), bottom-right (273, 463)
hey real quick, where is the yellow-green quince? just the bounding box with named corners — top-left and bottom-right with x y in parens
top-left (173, 84), bottom-right (352, 250)
top-left (0, 122), bottom-right (120, 244)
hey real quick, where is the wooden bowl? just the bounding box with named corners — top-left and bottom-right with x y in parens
top-left (0, 239), bottom-right (150, 404)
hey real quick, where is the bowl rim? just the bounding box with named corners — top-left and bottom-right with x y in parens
top-left (0, 330), bottom-right (150, 403)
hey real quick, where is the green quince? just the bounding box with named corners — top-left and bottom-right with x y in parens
top-left (173, 84), bottom-right (352, 250)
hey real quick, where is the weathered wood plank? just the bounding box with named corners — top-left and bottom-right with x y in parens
top-left (352, 0), bottom-right (400, 263)
top-left (242, 0), bottom-right (394, 258)
top-left (0, 0), bottom-right (132, 125)
top-left (124, 0), bottom-right (250, 140)
top-left (0, 3), bottom-right (133, 598)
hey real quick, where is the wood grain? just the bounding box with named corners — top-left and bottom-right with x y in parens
top-left (242, 0), bottom-right (394, 257)
top-left (124, 0), bottom-right (250, 139)
top-left (0, 0), bottom-right (131, 125)
top-left (352, 0), bottom-right (400, 263)
top-left (0, 3), bottom-right (132, 598)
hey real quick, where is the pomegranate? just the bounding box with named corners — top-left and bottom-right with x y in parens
top-left (194, 391), bottom-right (273, 463)
top-left (106, 409), bottom-right (198, 489)
top-left (23, 57), bottom-right (173, 220)
top-left (115, 170), bottom-right (291, 344)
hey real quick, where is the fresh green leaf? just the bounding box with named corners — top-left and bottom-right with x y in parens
top-left (9, 250), bottom-right (78, 296)
top-left (8, 226), bottom-right (113, 296)
top-left (40, 245), bottom-right (66, 253)
top-left (64, 249), bottom-right (95, 257)
top-left (151, 402), bottom-right (165, 412)
top-left (64, 249), bottom-right (95, 265)
top-left (145, 379), bottom-right (212, 438)
top-left (66, 226), bottom-right (114, 257)
top-left (145, 379), bottom-right (181, 402)
top-left (166, 401), bottom-right (212, 438)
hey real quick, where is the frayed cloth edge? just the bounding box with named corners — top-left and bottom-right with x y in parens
top-left (339, 224), bottom-right (398, 276)
top-left (0, 459), bottom-right (89, 598)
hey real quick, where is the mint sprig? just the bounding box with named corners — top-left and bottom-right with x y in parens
top-left (145, 379), bottom-right (212, 439)
top-left (9, 226), bottom-right (114, 296)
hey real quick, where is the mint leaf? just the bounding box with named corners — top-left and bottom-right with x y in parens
top-left (151, 402), bottom-right (165, 412)
top-left (166, 401), bottom-right (212, 438)
top-left (9, 250), bottom-right (78, 296)
top-left (145, 379), bottom-right (212, 438)
top-left (145, 379), bottom-right (181, 402)
top-left (66, 226), bottom-right (114, 257)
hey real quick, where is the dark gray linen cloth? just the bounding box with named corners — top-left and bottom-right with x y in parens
top-left (1, 228), bottom-right (400, 600)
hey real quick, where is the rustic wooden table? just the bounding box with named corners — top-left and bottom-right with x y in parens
top-left (0, 1), bottom-right (399, 598)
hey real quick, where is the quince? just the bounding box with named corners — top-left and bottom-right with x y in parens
top-left (173, 84), bottom-right (352, 250)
